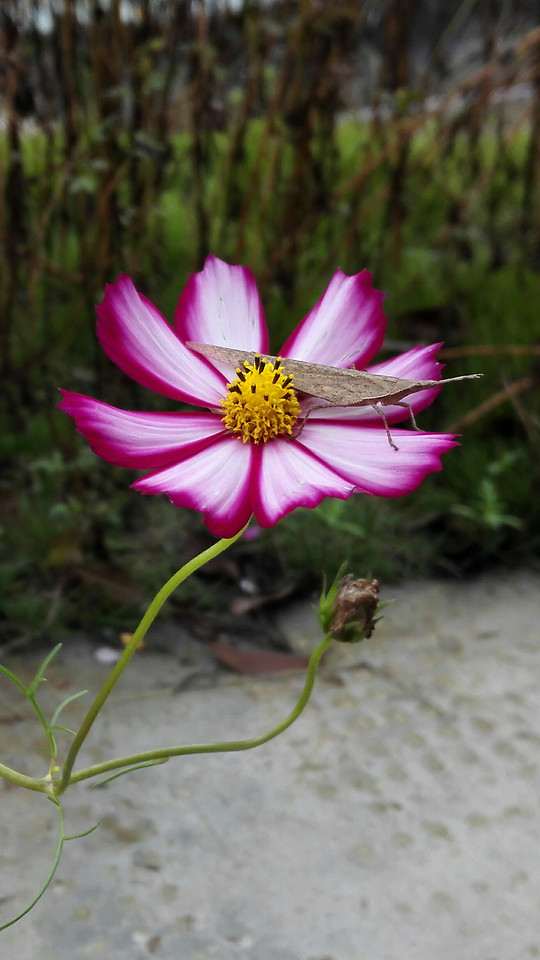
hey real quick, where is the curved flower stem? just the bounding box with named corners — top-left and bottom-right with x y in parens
top-left (67, 632), bottom-right (334, 787)
top-left (56, 527), bottom-right (247, 797)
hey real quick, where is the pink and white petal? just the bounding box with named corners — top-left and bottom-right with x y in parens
top-left (359, 342), bottom-right (443, 424)
top-left (133, 435), bottom-right (254, 538)
top-left (97, 275), bottom-right (226, 407)
top-left (308, 343), bottom-right (444, 426)
top-left (296, 421), bottom-right (457, 497)
top-left (368, 342), bottom-right (444, 380)
top-left (252, 438), bottom-right (356, 528)
top-left (174, 255), bottom-right (269, 380)
top-left (279, 270), bottom-right (386, 370)
top-left (58, 391), bottom-right (226, 469)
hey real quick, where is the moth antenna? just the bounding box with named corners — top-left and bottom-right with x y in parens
top-left (440, 374), bottom-right (483, 384)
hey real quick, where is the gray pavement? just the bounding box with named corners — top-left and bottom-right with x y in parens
top-left (1, 570), bottom-right (539, 959)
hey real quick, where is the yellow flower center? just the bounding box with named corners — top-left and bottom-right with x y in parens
top-left (220, 354), bottom-right (301, 444)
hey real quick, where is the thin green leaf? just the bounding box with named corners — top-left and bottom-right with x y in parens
top-left (49, 689), bottom-right (88, 729)
top-left (27, 644), bottom-right (63, 697)
top-left (0, 801), bottom-right (65, 933)
top-left (20, 692), bottom-right (58, 760)
top-left (0, 660), bottom-right (57, 757)
top-left (91, 758), bottom-right (168, 788)
top-left (51, 725), bottom-right (76, 736)
top-left (0, 659), bottom-right (57, 760)
top-left (0, 662), bottom-right (29, 697)
top-left (44, 727), bottom-right (57, 759)
top-left (65, 821), bottom-right (100, 841)
top-left (27, 694), bottom-right (57, 760)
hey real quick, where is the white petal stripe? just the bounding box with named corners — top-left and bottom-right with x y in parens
top-left (296, 421), bottom-right (456, 497)
top-left (58, 391), bottom-right (226, 468)
top-left (97, 276), bottom-right (226, 406)
top-left (133, 435), bottom-right (254, 537)
top-left (367, 342), bottom-right (443, 379)
top-left (175, 255), bottom-right (269, 364)
top-left (280, 269), bottom-right (385, 370)
top-left (253, 437), bottom-right (356, 527)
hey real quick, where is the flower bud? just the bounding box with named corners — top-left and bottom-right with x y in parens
top-left (318, 569), bottom-right (380, 643)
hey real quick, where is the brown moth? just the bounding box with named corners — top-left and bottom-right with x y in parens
top-left (186, 342), bottom-right (481, 449)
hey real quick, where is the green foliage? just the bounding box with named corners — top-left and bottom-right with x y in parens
top-left (2, 103), bottom-right (539, 641)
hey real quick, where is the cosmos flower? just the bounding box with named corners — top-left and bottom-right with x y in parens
top-left (59, 255), bottom-right (456, 538)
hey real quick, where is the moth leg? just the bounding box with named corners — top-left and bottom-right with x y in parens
top-left (289, 401), bottom-right (329, 440)
top-left (290, 417), bottom-right (307, 440)
top-left (395, 400), bottom-right (419, 431)
top-left (373, 404), bottom-right (399, 451)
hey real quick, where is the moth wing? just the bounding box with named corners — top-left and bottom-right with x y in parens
top-left (187, 343), bottom-right (436, 406)
top-left (281, 362), bottom-right (362, 403)
top-left (186, 342), bottom-right (259, 368)
top-left (280, 362), bottom-right (413, 405)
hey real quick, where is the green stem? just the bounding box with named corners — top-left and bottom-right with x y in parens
top-left (67, 632), bottom-right (333, 787)
top-left (57, 527), bottom-right (247, 796)
top-left (28, 692), bottom-right (58, 761)
top-left (0, 761), bottom-right (54, 796)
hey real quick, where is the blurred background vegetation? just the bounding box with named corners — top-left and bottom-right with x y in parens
top-left (0, 0), bottom-right (539, 646)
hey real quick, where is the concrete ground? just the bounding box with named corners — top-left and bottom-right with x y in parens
top-left (1, 570), bottom-right (539, 960)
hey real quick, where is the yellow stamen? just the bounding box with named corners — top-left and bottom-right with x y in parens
top-left (220, 355), bottom-right (301, 444)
